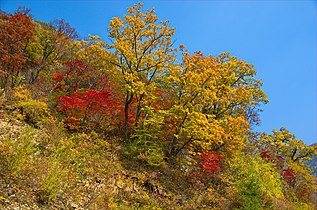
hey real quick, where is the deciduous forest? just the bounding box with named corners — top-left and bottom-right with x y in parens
top-left (0, 3), bottom-right (316, 209)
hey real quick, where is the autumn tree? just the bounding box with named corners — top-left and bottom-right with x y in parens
top-left (53, 58), bottom-right (121, 131)
top-left (20, 18), bottom-right (78, 100)
top-left (159, 51), bottom-right (268, 157)
top-left (0, 9), bottom-right (35, 94)
top-left (74, 35), bottom-right (110, 74)
top-left (259, 128), bottom-right (316, 163)
top-left (107, 2), bottom-right (176, 139)
top-left (26, 19), bottom-right (77, 84)
top-left (256, 128), bottom-right (317, 203)
top-left (73, 35), bottom-right (121, 104)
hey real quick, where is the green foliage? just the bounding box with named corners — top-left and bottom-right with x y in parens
top-left (124, 105), bottom-right (167, 166)
top-left (256, 128), bottom-right (317, 203)
top-left (126, 130), bottom-right (166, 167)
top-left (38, 160), bottom-right (69, 203)
top-left (228, 154), bottom-right (283, 210)
top-left (0, 125), bottom-right (39, 179)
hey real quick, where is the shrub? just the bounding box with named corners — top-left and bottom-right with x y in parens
top-left (12, 87), bottom-right (48, 126)
top-left (0, 125), bottom-right (39, 179)
top-left (38, 160), bottom-right (69, 203)
top-left (125, 131), bottom-right (166, 167)
top-left (228, 154), bottom-right (283, 210)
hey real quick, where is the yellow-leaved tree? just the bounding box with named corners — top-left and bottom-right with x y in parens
top-left (160, 50), bottom-right (268, 157)
top-left (106, 3), bottom-right (268, 165)
top-left (107, 3), bottom-right (176, 139)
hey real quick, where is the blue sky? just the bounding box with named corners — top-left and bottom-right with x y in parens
top-left (1, 1), bottom-right (316, 145)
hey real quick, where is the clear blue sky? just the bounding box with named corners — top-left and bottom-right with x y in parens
top-left (1, 1), bottom-right (316, 145)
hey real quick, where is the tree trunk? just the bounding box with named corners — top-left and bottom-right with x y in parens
top-left (124, 92), bottom-right (133, 141)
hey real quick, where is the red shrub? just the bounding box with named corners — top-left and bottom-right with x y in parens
top-left (196, 150), bottom-right (223, 177)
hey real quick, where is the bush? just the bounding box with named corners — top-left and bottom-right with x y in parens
top-left (228, 154), bottom-right (283, 210)
top-left (12, 87), bottom-right (48, 126)
top-left (0, 125), bottom-right (39, 179)
top-left (38, 160), bottom-right (70, 203)
top-left (125, 130), bottom-right (166, 167)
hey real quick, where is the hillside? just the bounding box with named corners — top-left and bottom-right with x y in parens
top-left (0, 95), bottom-right (316, 210)
top-left (0, 4), bottom-right (316, 209)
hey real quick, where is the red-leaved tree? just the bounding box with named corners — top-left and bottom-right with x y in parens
top-left (53, 59), bottom-right (123, 130)
top-left (0, 9), bottom-right (35, 93)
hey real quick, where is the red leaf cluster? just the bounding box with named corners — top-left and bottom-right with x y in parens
top-left (260, 151), bottom-right (273, 162)
top-left (260, 151), bottom-right (284, 165)
top-left (56, 88), bottom-right (113, 112)
top-left (53, 59), bottom-right (105, 92)
top-left (260, 151), bottom-right (296, 186)
top-left (282, 168), bottom-right (296, 186)
top-left (196, 150), bottom-right (223, 176)
top-left (53, 59), bottom-right (123, 129)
